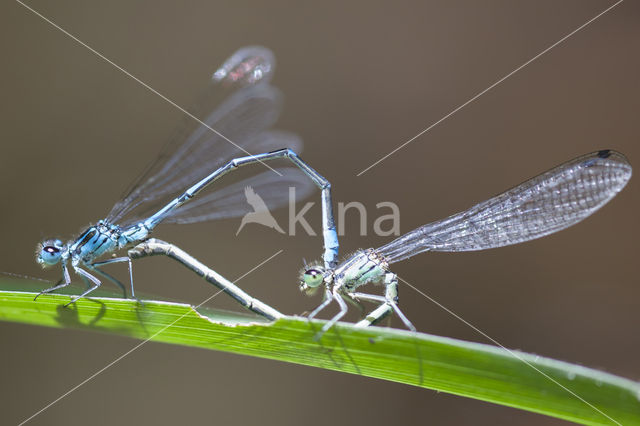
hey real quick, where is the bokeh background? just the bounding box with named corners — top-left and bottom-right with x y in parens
top-left (1, 1), bottom-right (638, 424)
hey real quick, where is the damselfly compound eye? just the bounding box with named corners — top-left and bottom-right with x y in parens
top-left (36, 239), bottom-right (64, 266)
top-left (302, 268), bottom-right (324, 288)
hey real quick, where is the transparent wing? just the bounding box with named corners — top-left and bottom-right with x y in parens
top-left (162, 167), bottom-right (314, 224)
top-left (378, 150), bottom-right (632, 263)
top-left (107, 81), bottom-right (294, 226)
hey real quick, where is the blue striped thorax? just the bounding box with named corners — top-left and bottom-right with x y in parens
top-left (68, 221), bottom-right (122, 264)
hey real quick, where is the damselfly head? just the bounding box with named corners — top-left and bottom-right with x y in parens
top-left (299, 264), bottom-right (326, 296)
top-left (36, 239), bottom-right (64, 267)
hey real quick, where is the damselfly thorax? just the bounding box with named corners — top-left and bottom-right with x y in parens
top-left (332, 249), bottom-right (389, 292)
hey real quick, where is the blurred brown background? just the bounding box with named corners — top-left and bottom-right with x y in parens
top-left (1, 1), bottom-right (638, 424)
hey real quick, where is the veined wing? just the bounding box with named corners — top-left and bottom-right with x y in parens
top-left (106, 83), bottom-right (286, 226)
top-left (378, 150), bottom-right (632, 263)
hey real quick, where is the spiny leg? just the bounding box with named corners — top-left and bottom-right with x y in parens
top-left (316, 289), bottom-right (349, 338)
top-left (342, 292), bottom-right (366, 317)
top-left (34, 262), bottom-right (71, 301)
top-left (91, 256), bottom-right (136, 300)
top-left (34, 278), bottom-right (65, 301)
top-left (88, 263), bottom-right (125, 297)
top-left (308, 287), bottom-right (334, 319)
top-left (355, 300), bottom-right (393, 327)
top-left (79, 275), bottom-right (92, 289)
top-left (350, 292), bottom-right (415, 332)
top-left (353, 268), bottom-right (395, 326)
top-left (65, 267), bottom-right (102, 306)
top-left (351, 272), bottom-right (416, 332)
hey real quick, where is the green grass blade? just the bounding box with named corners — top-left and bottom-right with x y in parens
top-left (1, 286), bottom-right (638, 425)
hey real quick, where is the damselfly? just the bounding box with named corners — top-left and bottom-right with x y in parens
top-left (299, 150), bottom-right (631, 335)
top-left (35, 46), bottom-right (339, 306)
